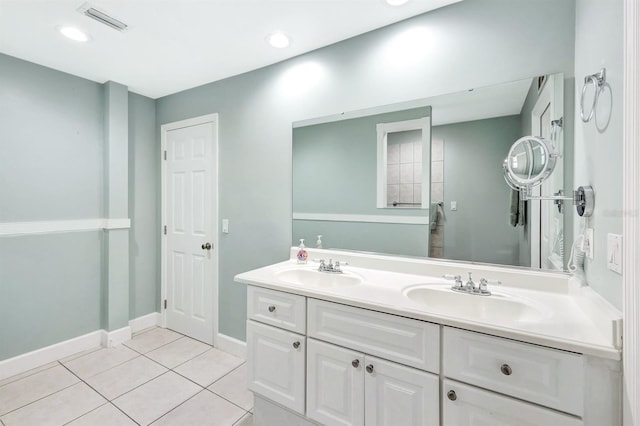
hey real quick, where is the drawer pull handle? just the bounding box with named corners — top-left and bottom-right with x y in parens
top-left (501, 364), bottom-right (513, 376)
top-left (268, 305), bottom-right (276, 312)
top-left (293, 341), bottom-right (301, 349)
top-left (352, 359), bottom-right (360, 368)
top-left (447, 390), bottom-right (457, 401)
top-left (366, 364), bottom-right (374, 374)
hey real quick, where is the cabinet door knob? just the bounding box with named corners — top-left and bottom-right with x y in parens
top-left (201, 242), bottom-right (212, 250)
top-left (500, 364), bottom-right (513, 376)
top-left (447, 390), bottom-right (457, 401)
top-left (293, 341), bottom-right (300, 349)
top-left (352, 359), bottom-right (360, 368)
top-left (268, 305), bottom-right (276, 312)
top-left (366, 364), bottom-right (374, 373)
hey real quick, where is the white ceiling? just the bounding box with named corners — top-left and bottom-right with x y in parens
top-left (0, 0), bottom-right (461, 99)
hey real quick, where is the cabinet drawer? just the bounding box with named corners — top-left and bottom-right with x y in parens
top-left (308, 299), bottom-right (439, 372)
top-left (246, 320), bottom-right (306, 414)
top-left (442, 379), bottom-right (583, 426)
top-left (248, 286), bottom-right (306, 334)
top-left (443, 327), bottom-right (584, 416)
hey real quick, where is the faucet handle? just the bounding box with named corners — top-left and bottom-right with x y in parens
top-left (443, 274), bottom-right (463, 288)
top-left (478, 278), bottom-right (501, 294)
top-left (318, 259), bottom-right (326, 272)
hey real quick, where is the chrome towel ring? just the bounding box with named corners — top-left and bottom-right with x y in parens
top-left (580, 68), bottom-right (606, 123)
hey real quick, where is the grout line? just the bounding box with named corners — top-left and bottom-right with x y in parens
top-left (232, 411), bottom-right (253, 426)
top-left (0, 362), bottom-right (60, 389)
top-left (145, 388), bottom-right (208, 425)
top-left (61, 401), bottom-right (109, 425)
top-left (106, 401), bottom-right (141, 425)
top-left (0, 377), bottom-right (82, 417)
top-left (204, 387), bottom-right (252, 413)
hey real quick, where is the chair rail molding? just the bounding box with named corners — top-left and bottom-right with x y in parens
top-left (623, 0), bottom-right (639, 424)
top-left (0, 218), bottom-right (131, 237)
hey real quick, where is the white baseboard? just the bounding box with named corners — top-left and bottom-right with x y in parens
top-left (0, 312), bottom-right (162, 381)
top-left (102, 326), bottom-right (132, 348)
top-left (216, 333), bottom-right (246, 359)
top-left (0, 330), bottom-right (103, 381)
top-left (129, 312), bottom-right (161, 334)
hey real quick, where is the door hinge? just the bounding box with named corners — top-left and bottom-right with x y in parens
top-left (164, 225), bottom-right (167, 235)
top-left (164, 299), bottom-right (167, 309)
top-left (164, 150), bottom-right (167, 160)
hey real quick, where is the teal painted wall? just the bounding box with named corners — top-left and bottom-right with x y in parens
top-left (433, 115), bottom-right (522, 266)
top-left (157, 0), bottom-right (577, 340)
top-left (128, 93), bottom-right (160, 318)
top-left (0, 54), bottom-right (157, 360)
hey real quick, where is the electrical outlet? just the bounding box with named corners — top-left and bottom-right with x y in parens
top-left (607, 233), bottom-right (622, 274)
top-left (583, 228), bottom-right (594, 259)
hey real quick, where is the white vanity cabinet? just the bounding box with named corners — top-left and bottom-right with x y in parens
top-left (245, 285), bottom-right (621, 426)
top-left (246, 287), bottom-right (307, 414)
top-left (306, 338), bottom-right (439, 426)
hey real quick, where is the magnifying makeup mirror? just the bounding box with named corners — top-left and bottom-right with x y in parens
top-left (503, 136), bottom-right (594, 217)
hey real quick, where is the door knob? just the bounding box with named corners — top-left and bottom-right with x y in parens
top-left (293, 341), bottom-right (301, 349)
top-left (366, 364), bottom-right (374, 373)
top-left (500, 364), bottom-right (513, 376)
top-left (447, 390), bottom-right (457, 401)
top-left (352, 359), bottom-right (360, 368)
top-left (201, 242), bottom-right (212, 250)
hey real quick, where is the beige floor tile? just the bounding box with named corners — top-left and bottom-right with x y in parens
top-left (145, 337), bottom-right (211, 369)
top-left (124, 328), bottom-right (183, 354)
top-left (209, 364), bottom-right (253, 411)
top-left (174, 348), bottom-right (244, 387)
top-left (112, 371), bottom-right (201, 425)
top-left (234, 412), bottom-right (254, 426)
top-left (63, 346), bottom-right (138, 379)
top-left (67, 403), bottom-right (136, 426)
top-left (0, 365), bottom-right (79, 416)
top-left (0, 382), bottom-right (106, 426)
top-left (0, 362), bottom-right (58, 388)
top-left (85, 356), bottom-right (168, 400)
top-left (152, 390), bottom-right (245, 426)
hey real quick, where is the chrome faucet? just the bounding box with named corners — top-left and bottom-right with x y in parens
top-left (444, 272), bottom-right (501, 296)
top-left (318, 259), bottom-right (344, 274)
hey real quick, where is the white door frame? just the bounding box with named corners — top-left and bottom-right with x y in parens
top-left (529, 77), bottom-right (556, 269)
top-left (622, 0), bottom-right (639, 423)
top-left (160, 113), bottom-right (219, 346)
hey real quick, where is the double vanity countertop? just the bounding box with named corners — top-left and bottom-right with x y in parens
top-left (235, 248), bottom-right (622, 360)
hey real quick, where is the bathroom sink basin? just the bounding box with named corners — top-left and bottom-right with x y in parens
top-left (404, 285), bottom-right (547, 323)
top-left (276, 268), bottom-right (362, 288)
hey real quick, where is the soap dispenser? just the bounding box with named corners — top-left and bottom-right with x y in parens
top-left (316, 235), bottom-right (323, 249)
top-left (297, 239), bottom-right (308, 264)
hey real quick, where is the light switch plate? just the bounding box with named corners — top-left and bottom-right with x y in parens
top-left (450, 201), bottom-right (457, 211)
top-left (222, 219), bottom-right (229, 234)
top-left (584, 228), bottom-right (594, 259)
top-left (607, 233), bottom-right (622, 274)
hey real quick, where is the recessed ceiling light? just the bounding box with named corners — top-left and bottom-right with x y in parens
top-left (386, 0), bottom-right (410, 5)
top-left (58, 26), bottom-right (89, 42)
top-left (267, 32), bottom-right (290, 49)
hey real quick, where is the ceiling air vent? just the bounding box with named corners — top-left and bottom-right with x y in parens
top-left (77, 2), bottom-right (128, 32)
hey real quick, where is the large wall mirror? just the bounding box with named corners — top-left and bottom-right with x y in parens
top-left (292, 73), bottom-right (573, 272)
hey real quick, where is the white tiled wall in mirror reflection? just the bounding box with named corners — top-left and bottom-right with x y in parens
top-left (387, 130), bottom-right (423, 207)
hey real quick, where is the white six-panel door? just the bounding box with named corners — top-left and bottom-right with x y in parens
top-left (162, 114), bottom-right (218, 344)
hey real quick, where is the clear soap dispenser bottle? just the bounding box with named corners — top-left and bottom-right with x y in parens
top-left (297, 239), bottom-right (308, 264)
top-left (316, 235), bottom-right (323, 249)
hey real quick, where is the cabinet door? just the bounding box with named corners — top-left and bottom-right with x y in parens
top-left (307, 338), bottom-right (364, 426)
top-left (442, 379), bottom-right (583, 426)
top-left (246, 320), bottom-right (306, 414)
top-left (364, 355), bottom-right (439, 426)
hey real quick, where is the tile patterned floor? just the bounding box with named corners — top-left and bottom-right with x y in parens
top-left (0, 328), bottom-right (253, 426)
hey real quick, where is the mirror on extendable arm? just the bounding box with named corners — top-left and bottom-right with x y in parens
top-left (503, 136), bottom-right (594, 217)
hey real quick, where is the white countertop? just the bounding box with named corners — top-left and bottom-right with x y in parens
top-left (235, 248), bottom-right (622, 360)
